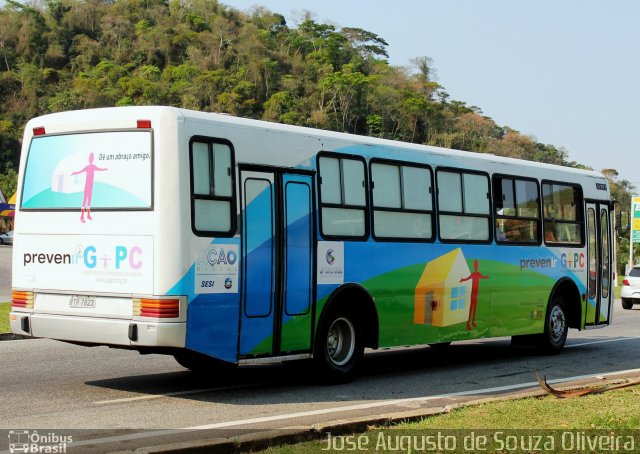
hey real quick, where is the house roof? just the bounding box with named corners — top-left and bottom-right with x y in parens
top-left (417, 248), bottom-right (468, 288)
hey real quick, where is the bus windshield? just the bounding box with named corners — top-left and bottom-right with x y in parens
top-left (21, 130), bottom-right (152, 210)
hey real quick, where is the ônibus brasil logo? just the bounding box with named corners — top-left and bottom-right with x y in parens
top-left (8, 430), bottom-right (73, 453)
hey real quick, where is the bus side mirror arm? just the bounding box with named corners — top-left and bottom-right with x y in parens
top-left (618, 211), bottom-right (630, 235)
top-left (613, 200), bottom-right (630, 235)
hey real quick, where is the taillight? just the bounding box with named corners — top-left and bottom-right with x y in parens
top-left (12, 290), bottom-right (34, 309)
top-left (33, 126), bottom-right (46, 136)
top-left (623, 279), bottom-right (630, 286)
top-left (137, 119), bottom-right (152, 129)
top-left (133, 298), bottom-right (180, 318)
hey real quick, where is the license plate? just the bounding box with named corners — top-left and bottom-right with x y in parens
top-left (69, 295), bottom-right (96, 308)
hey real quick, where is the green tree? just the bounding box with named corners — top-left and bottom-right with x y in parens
top-left (0, 0), bottom-right (604, 181)
top-left (0, 163), bottom-right (17, 200)
top-left (320, 63), bottom-right (369, 132)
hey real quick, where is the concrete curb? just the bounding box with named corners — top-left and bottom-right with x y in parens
top-left (123, 376), bottom-right (639, 454)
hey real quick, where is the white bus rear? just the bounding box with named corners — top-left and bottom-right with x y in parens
top-left (11, 107), bottom-right (188, 350)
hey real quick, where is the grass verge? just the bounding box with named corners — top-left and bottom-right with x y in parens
top-left (400, 387), bottom-right (640, 430)
top-left (258, 387), bottom-right (640, 453)
top-left (0, 302), bottom-right (10, 333)
top-left (615, 275), bottom-right (623, 299)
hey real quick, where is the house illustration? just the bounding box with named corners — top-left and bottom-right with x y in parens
top-left (51, 152), bottom-right (94, 194)
top-left (414, 248), bottom-right (473, 327)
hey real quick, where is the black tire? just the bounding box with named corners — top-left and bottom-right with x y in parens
top-left (536, 296), bottom-right (568, 354)
top-left (621, 299), bottom-right (633, 310)
top-left (314, 308), bottom-right (364, 383)
top-left (173, 349), bottom-right (236, 373)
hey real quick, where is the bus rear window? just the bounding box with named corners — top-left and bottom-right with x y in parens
top-left (21, 131), bottom-right (152, 210)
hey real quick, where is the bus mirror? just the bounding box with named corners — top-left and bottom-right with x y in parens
top-left (618, 211), bottom-right (630, 234)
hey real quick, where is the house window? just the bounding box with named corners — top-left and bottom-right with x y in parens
top-left (542, 182), bottom-right (583, 245)
top-left (493, 176), bottom-right (540, 244)
top-left (190, 138), bottom-right (235, 236)
top-left (370, 160), bottom-right (433, 241)
top-left (318, 153), bottom-right (368, 238)
top-left (437, 169), bottom-right (491, 242)
top-left (450, 286), bottom-right (466, 311)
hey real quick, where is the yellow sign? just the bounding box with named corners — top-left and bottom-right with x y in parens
top-left (633, 197), bottom-right (640, 243)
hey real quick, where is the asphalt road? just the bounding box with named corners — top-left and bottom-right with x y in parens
top-left (0, 302), bottom-right (639, 452)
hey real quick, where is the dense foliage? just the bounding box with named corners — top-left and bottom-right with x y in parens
top-left (0, 0), bottom-right (582, 170)
top-left (0, 1), bottom-right (634, 265)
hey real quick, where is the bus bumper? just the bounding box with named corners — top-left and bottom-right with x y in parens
top-left (10, 312), bottom-right (186, 348)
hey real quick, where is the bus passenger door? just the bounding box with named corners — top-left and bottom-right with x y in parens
top-left (585, 202), bottom-right (612, 326)
top-left (279, 173), bottom-right (315, 353)
top-left (239, 168), bottom-right (315, 357)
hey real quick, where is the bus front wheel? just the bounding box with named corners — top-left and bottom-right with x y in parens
top-left (537, 296), bottom-right (568, 354)
top-left (314, 309), bottom-right (364, 382)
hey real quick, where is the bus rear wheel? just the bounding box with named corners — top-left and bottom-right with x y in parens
top-left (314, 309), bottom-right (364, 382)
top-left (537, 296), bottom-right (568, 354)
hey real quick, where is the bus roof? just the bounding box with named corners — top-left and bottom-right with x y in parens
top-left (25, 105), bottom-right (605, 181)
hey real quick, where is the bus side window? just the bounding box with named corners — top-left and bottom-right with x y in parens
top-left (492, 176), bottom-right (540, 245)
top-left (318, 153), bottom-right (368, 239)
top-left (437, 169), bottom-right (491, 242)
top-left (370, 160), bottom-right (434, 241)
top-left (190, 139), bottom-right (235, 236)
top-left (542, 182), bottom-right (583, 246)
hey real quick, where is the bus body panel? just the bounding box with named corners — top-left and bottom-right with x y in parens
top-left (11, 106), bottom-right (612, 365)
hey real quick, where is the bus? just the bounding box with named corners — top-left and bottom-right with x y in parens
top-left (10, 106), bottom-right (613, 380)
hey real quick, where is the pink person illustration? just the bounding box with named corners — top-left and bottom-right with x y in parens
top-left (459, 260), bottom-right (489, 331)
top-left (71, 152), bottom-right (107, 222)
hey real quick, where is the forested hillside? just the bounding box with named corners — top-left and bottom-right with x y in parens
top-left (0, 0), bottom-right (631, 213)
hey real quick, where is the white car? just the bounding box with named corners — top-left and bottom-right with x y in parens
top-left (0, 230), bottom-right (12, 245)
top-left (621, 266), bottom-right (640, 310)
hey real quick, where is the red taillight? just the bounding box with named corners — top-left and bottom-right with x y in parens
top-left (12, 290), bottom-right (34, 309)
top-left (137, 119), bottom-right (152, 129)
top-left (133, 298), bottom-right (180, 318)
top-left (623, 279), bottom-right (630, 286)
top-left (33, 126), bottom-right (46, 136)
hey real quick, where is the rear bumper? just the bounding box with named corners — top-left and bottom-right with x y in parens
top-left (620, 287), bottom-right (640, 300)
top-left (621, 297), bottom-right (639, 305)
top-left (10, 312), bottom-right (186, 348)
